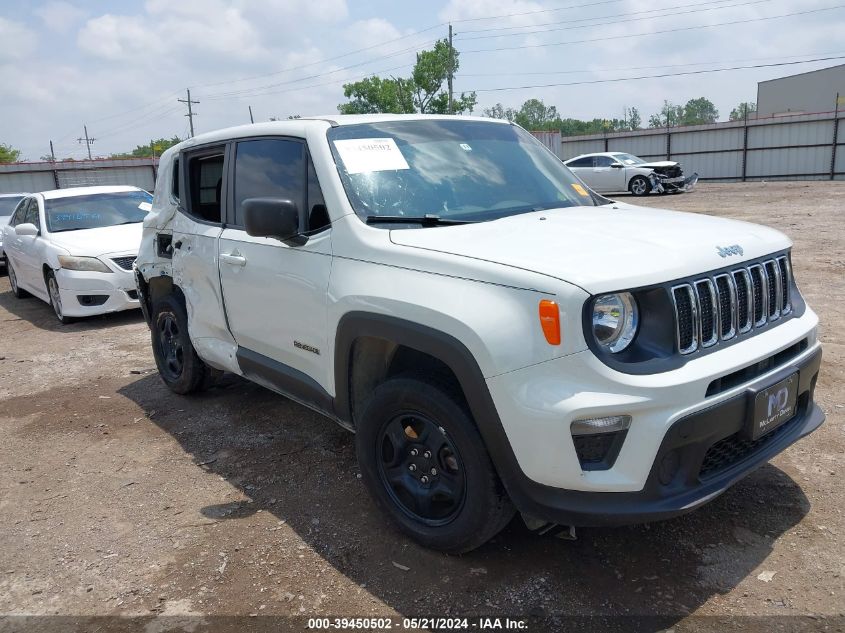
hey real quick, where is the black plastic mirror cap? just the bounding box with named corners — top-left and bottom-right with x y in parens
top-left (243, 197), bottom-right (300, 240)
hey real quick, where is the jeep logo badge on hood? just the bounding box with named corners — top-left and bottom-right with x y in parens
top-left (716, 244), bottom-right (744, 258)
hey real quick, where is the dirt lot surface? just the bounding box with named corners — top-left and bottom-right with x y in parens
top-left (0, 182), bottom-right (843, 632)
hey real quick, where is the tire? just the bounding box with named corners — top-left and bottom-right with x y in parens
top-left (45, 270), bottom-right (75, 324)
top-left (150, 294), bottom-right (213, 394)
top-left (7, 261), bottom-right (30, 298)
top-left (629, 175), bottom-right (651, 197)
top-left (356, 376), bottom-right (515, 553)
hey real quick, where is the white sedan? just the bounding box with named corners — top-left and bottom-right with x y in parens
top-left (2, 185), bottom-right (151, 323)
top-left (0, 192), bottom-right (28, 268)
top-left (564, 152), bottom-right (698, 197)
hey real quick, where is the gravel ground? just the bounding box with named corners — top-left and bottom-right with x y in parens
top-left (0, 182), bottom-right (843, 632)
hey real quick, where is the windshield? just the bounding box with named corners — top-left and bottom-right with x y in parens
top-left (0, 196), bottom-right (24, 216)
top-left (45, 190), bottom-right (152, 233)
top-left (614, 153), bottom-right (646, 166)
top-left (328, 119), bottom-right (598, 226)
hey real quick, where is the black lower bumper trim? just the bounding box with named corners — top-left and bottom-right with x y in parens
top-left (509, 347), bottom-right (823, 527)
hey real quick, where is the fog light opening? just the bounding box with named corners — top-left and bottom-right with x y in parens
top-left (571, 415), bottom-right (631, 471)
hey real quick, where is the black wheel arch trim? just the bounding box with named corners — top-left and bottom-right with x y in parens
top-left (333, 311), bottom-right (536, 512)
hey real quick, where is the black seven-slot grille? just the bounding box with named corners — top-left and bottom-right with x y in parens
top-left (111, 256), bottom-right (137, 271)
top-left (672, 256), bottom-right (792, 355)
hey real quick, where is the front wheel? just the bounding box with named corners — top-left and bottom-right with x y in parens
top-left (46, 270), bottom-right (74, 324)
top-left (356, 376), bottom-right (515, 553)
top-left (629, 175), bottom-right (651, 197)
top-left (151, 294), bottom-right (214, 394)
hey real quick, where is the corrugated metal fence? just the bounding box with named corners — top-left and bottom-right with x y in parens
top-left (534, 111), bottom-right (844, 182)
top-left (0, 158), bottom-right (159, 194)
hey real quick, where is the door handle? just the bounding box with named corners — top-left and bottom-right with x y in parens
top-left (220, 252), bottom-right (247, 267)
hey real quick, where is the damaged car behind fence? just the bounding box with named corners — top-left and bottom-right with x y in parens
top-left (564, 152), bottom-right (699, 197)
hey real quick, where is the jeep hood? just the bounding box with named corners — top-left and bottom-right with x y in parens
top-left (388, 203), bottom-right (791, 294)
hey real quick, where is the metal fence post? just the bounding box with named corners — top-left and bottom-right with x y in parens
top-left (666, 128), bottom-right (671, 160)
top-left (831, 93), bottom-right (840, 181)
top-left (742, 110), bottom-right (749, 182)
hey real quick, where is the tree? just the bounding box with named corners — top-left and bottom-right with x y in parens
top-left (513, 98), bottom-right (559, 130)
top-left (682, 97), bottom-right (719, 125)
top-left (648, 100), bottom-right (685, 128)
top-left (0, 143), bottom-right (21, 163)
top-left (338, 76), bottom-right (414, 114)
top-left (338, 39), bottom-right (476, 115)
top-left (111, 136), bottom-right (182, 159)
top-left (483, 103), bottom-right (517, 122)
top-left (626, 107), bottom-right (642, 131)
top-left (730, 101), bottom-right (757, 121)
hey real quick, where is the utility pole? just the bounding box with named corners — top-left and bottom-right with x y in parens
top-left (77, 125), bottom-right (95, 160)
top-left (178, 89), bottom-right (200, 137)
top-left (447, 24), bottom-right (454, 115)
top-left (249, 105), bottom-right (255, 124)
top-left (49, 140), bottom-right (56, 162)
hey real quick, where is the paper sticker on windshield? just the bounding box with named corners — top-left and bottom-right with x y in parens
top-left (571, 183), bottom-right (589, 197)
top-left (333, 138), bottom-right (410, 174)
top-left (138, 201), bottom-right (152, 212)
top-left (460, 143), bottom-right (472, 151)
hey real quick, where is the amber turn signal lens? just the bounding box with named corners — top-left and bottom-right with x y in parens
top-left (538, 300), bottom-right (561, 345)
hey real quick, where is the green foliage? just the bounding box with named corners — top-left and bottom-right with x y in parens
top-left (512, 98), bottom-right (558, 129)
top-left (338, 39), bottom-right (476, 115)
top-left (0, 143), bottom-right (22, 163)
top-left (729, 101), bottom-right (757, 121)
top-left (626, 107), bottom-right (642, 131)
top-left (649, 98), bottom-right (719, 128)
top-left (111, 136), bottom-right (182, 159)
top-left (483, 103), bottom-right (517, 122)
top-left (483, 98), bottom-right (641, 135)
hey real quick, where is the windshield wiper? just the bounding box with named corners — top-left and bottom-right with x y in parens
top-left (366, 214), bottom-right (474, 227)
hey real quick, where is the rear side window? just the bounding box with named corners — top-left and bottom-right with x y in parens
top-left (233, 139), bottom-right (305, 227)
top-left (186, 150), bottom-right (225, 223)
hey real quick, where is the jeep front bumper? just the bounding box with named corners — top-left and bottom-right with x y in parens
top-left (484, 307), bottom-right (823, 526)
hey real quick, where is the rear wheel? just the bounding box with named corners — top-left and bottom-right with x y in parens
top-left (629, 175), bottom-right (651, 197)
top-left (151, 294), bottom-right (214, 394)
top-left (46, 270), bottom-right (74, 324)
top-left (7, 261), bottom-right (30, 298)
top-left (356, 376), bottom-right (515, 553)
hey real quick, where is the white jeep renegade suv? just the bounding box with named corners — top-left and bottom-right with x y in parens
top-left (135, 115), bottom-right (824, 552)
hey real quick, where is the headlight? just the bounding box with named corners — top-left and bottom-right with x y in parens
top-left (592, 292), bottom-right (638, 353)
top-left (57, 255), bottom-right (113, 273)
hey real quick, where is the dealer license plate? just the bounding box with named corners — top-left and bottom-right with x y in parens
top-left (750, 373), bottom-right (798, 440)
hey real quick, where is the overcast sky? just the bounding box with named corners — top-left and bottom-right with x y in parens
top-left (1, 0), bottom-right (843, 160)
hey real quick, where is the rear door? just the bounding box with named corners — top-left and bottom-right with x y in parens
top-left (218, 136), bottom-right (333, 393)
top-left (170, 145), bottom-right (231, 345)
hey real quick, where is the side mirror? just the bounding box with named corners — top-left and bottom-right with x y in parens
top-left (15, 223), bottom-right (39, 236)
top-left (610, 163), bottom-right (624, 169)
top-left (243, 198), bottom-right (300, 241)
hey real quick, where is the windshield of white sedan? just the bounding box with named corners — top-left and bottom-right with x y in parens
top-left (328, 120), bottom-right (597, 225)
top-left (45, 191), bottom-right (152, 233)
top-left (614, 153), bottom-right (646, 165)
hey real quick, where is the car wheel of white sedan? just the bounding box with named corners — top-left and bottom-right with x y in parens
top-left (7, 261), bottom-right (30, 299)
top-left (629, 176), bottom-right (651, 197)
top-left (46, 270), bottom-right (74, 325)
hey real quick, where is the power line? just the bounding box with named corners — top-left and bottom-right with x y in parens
top-left (457, 0), bottom-right (774, 40)
top-left (469, 54), bottom-right (845, 92)
top-left (461, 5), bottom-right (845, 54)
top-left (461, 50), bottom-right (845, 77)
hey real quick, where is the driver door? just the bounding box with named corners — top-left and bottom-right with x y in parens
top-left (591, 155), bottom-right (625, 192)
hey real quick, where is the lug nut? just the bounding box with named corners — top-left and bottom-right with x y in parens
top-left (420, 475), bottom-right (429, 484)
top-left (410, 448), bottom-right (418, 456)
top-left (430, 468), bottom-right (437, 475)
top-left (423, 450), bottom-right (432, 459)
top-left (408, 464), bottom-right (417, 472)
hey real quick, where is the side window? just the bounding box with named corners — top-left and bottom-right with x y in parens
top-left (9, 199), bottom-right (28, 226)
top-left (186, 150), bottom-right (225, 223)
top-left (171, 158), bottom-right (180, 201)
top-left (307, 157), bottom-right (330, 233)
top-left (594, 156), bottom-right (615, 167)
top-left (567, 157), bottom-right (593, 168)
top-left (24, 199), bottom-right (40, 229)
top-left (233, 139), bottom-right (304, 227)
